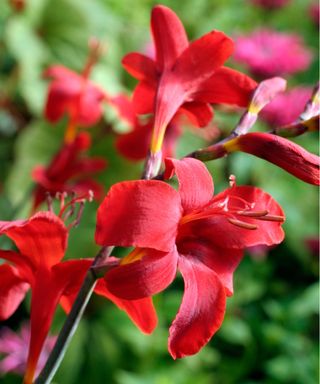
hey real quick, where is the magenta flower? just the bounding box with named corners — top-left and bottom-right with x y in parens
top-left (260, 87), bottom-right (313, 127)
top-left (0, 323), bottom-right (56, 378)
top-left (234, 29), bottom-right (313, 78)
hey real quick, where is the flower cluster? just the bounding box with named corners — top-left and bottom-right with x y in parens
top-left (0, 3), bottom-right (318, 383)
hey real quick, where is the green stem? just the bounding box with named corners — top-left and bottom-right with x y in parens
top-left (35, 246), bottom-right (113, 384)
top-left (35, 144), bottom-right (163, 383)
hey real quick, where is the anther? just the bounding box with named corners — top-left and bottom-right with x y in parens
top-left (237, 210), bottom-right (269, 217)
top-left (228, 218), bottom-right (258, 230)
top-left (257, 214), bottom-right (285, 222)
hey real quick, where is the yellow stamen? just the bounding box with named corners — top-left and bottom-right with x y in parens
top-left (120, 248), bottom-right (146, 265)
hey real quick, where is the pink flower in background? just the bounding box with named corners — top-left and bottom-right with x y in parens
top-left (0, 323), bottom-right (56, 377)
top-left (234, 29), bottom-right (313, 78)
top-left (250, 0), bottom-right (291, 9)
top-left (260, 87), bottom-right (313, 127)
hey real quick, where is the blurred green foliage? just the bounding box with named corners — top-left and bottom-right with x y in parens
top-left (0, 0), bottom-right (318, 383)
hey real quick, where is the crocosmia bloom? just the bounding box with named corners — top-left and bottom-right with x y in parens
top-left (32, 133), bottom-right (106, 211)
top-left (95, 158), bottom-right (285, 358)
top-left (112, 94), bottom-right (182, 160)
top-left (260, 87), bottom-right (313, 127)
top-left (234, 29), bottom-right (313, 78)
top-left (44, 40), bottom-right (107, 142)
top-left (122, 5), bottom-right (257, 158)
top-left (0, 323), bottom-right (56, 377)
top-left (0, 211), bottom-right (156, 383)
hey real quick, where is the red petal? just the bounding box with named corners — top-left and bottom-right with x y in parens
top-left (122, 53), bottom-right (157, 81)
top-left (95, 180), bottom-right (182, 252)
top-left (174, 31), bottom-right (234, 89)
top-left (152, 77), bottom-right (185, 150)
top-left (179, 102), bottom-right (213, 127)
top-left (168, 256), bottom-right (226, 358)
top-left (176, 240), bottom-right (243, 296)
top-left (44, 65), bottom-right (79, 81)
top-left (0, 264), bottom-right (29, 321)
top-left (3, 212), bottom-right (68, 268)
top-left (111, 94), bottom-right (136, 125)
top-left (0, 249), bottom-right (35, 281)
top-left (164, 158), bottom-right (213, 213)
top-left (53, 258), bottom-right (92, 298)
top-left (151, 5), bottom-right (188, 71)
top-left (105, 248), bottom-right (178, 300)
top-left (193, 67), bottom-right (257, 107)
top-left (195, 186), bottom-right (285, 249)
top-left (95, 279), bottom-right (158, 334)
top-left (116, 120), bottom-right (153, 161)
top-left (24, 258), bottom-right (93, 383)
top-left (44, 80), bottom-right (79, 123)
top-left (24, 270), bottom-right (62, 383)
top-left (132, 81), bottom-right (156, 115)
top-left (229, 133), bottom-right (320, 185)
top-left (77, 84), bottom-right (105, 126)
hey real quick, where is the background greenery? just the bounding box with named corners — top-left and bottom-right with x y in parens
top-left (0, 0), bottom-right (318, 383)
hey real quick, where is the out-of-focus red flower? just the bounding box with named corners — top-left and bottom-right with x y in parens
top-left (0, 211), bottom-right (157, 383)
top-left (44, 40), bottom-right (107, 142)
top-left (31, 133), bottom-right (106, 211)
top-left (0, 323), bottom-right (56, 377)
top-left (95, 158), bottom-right (285, 358)
top-left (112, 94), bottom-right (182, 161)
top-left (250, 0), bottom-right (291, 9)
top-left (234, 29), bottom-right (313, 78)
top-left (44, 66), bottom-right (106, 140)
top-left (260, 87), bottom-right (313, 127)
top-left (310, 3), bottom-right (320, 26)
top-left (122, 5), bottom-right (257, 156)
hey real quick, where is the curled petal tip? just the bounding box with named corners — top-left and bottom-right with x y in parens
top-left (249, 77), bottom-right (287, 114)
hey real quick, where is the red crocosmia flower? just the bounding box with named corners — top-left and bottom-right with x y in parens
top-left (234, 29), bottom-right (313, 78)
top-left (32, 133), bottom-right (106, 211)
top-left (44, 46), bottom-right (107, 142)
top-left (95, 158), bottom-right (285, 358)
top-left (122, 5), bottom-right (257, 155)
top-left (260, 87), bottom-right (313, 127)
top-left (223, 132), bottom-right (320, 185)
top-left (0, 212), bottom-right (157, 384)
top-left (112, 94), bottom-right (182, 160)
top-left (0, 212), bottom-right (91, 384)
